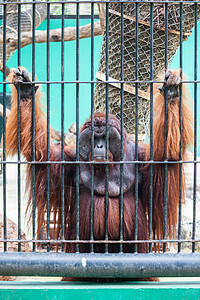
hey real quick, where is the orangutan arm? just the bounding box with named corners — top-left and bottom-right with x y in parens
top-left (151, 69), bottom-right (193, 162)
top-left (6, 68), bottom-right (49, 162)
top-left (142, 70), bottom-right (193, 240)
top-left (6, 68), bottom-right (76, 238)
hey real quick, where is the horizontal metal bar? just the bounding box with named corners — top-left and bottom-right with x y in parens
top-left (1, 160), bottom-right (199, 165)
top-left (50, 15), bottom-right (100, 19)
top-left (0, 0), bottom-right (199, 4)
top-left (0, 14), bottom-right (100, 21)
top-left (0, 253), bottom-right (200, 278)
top-left (1, 238), bottom-right (200, 244)
top-left (3, 80), bottom-right (200, 85)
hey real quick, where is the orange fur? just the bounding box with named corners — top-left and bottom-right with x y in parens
top-left (6, 71), bottom-right (47, 162)
top-left (5, 68), bottom-right (194, 281)
top-left (144, 70), bottom-right (193, 240)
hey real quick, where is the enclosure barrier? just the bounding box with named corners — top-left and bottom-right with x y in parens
top-left (0, 0), bottom-right (200, 298)
top-left (0, 253), bottom-right (200, 277)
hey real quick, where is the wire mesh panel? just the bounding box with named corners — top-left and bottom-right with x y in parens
top-left (94, 1), bottom-right (200, 137)
top-left (0, 0), bottom-right (199, 280)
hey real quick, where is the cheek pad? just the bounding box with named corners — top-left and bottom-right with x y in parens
top-left (109, 127), bottom-right (121, 160)
top-left (79, 128), bottom-right (91, 160)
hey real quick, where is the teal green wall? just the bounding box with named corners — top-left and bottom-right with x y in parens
top-left (170, 24), bottom-right (200, 154)
top-left (1, 19), bottom-right (199, 153)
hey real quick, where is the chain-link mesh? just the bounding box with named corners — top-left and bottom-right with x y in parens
top-left (94, 1), bottom-right (200, 137)
top-left (0, 0), bottom-right (46, 63)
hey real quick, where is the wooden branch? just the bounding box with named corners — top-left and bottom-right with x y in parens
top-left (0, 21), bottom-right (102, 54)
top-left (95, 71), bottom-right (150, 101)
top-left (98, 4), bottom-right (106, 32)
top-left (0, 65), bottom-right (11, 76)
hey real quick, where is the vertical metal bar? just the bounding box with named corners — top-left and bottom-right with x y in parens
top-left (46, 2), bottom-right (50, 252)
top-left (149, 2), bottom-right (153, 253)
top-left (134, 0), bottom-right (139, 253)
top-left (178, 2), bottom-right (183, 253)
top-left (163, 1), bottom-right (168, 253)
top-left (192, 3), bottom-right (197, 253)
top-left (119, 1), bottom-right (124, 254)
top-left (76, 1), bottom-right (80, 253)
top-left (90, 0), bottom-right (94, 253)
top-left (105, 2), bottom-right (109, 253)
top-left (17, 0), bottom-right (21, 252)
top-left (3, 0), bottom-right (7, 252)
top-left (61, 2), bottom-right (65, 252)
top-left (32, 0), bottom-right (36, 252)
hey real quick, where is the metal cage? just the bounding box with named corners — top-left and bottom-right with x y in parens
top-left (0, 0), bottom-right (200, 280)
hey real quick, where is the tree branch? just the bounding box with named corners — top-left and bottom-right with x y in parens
top-left (0, 21), bottom-right (102, 54)
top-left (98, 4), bottom-right (106, 32)
top-left (0, 61), bottom-right (11, 76)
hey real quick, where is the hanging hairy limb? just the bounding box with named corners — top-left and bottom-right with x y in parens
top-left (0, 68), bottom-right (71, 144)
top-left (5, 67), bottom-right (76, 237)
top-left (6, 68), bottom-right (47, 162)
top-left (152, 70), bottom-right (193, 162)
top-left (143, 70), bottom-right (193, 240)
